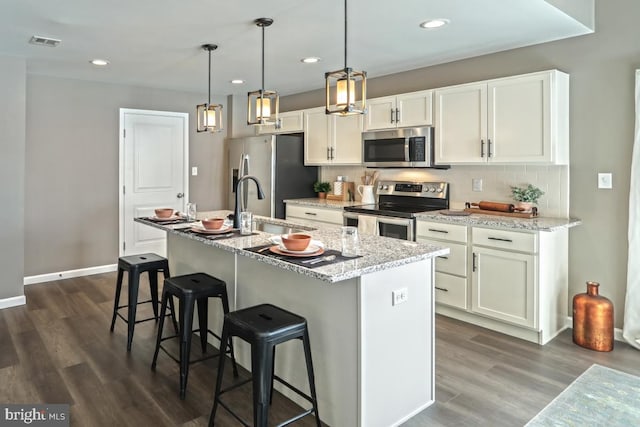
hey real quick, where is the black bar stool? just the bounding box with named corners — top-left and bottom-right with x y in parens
top-left (209, 303), bottom-right (321, 427)
top-left (151, 272), bottom-right (239, 399)
top-left (110, 253), bottom-right (177, 351)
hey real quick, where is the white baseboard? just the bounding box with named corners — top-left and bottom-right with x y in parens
top-left (24, 264), bottom-right (118, 285)
top-left (565, 316), bottom-right (625, 342)
top-left (0, 295), bottom-right (26, 309)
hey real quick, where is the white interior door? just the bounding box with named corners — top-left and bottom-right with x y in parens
top-left (119, 109), bottom-right (188, 257)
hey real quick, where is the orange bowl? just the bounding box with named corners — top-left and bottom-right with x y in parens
top-left (201, 218), bottom-right (225, 230)
top-left (155, 208), bottom-right (174, 218)
top-left (281, 234), bottom-right (312, 251)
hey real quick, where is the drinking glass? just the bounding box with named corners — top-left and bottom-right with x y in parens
top-left (185, 202), bottom-right (197, 221)
top-left (240, 211), bottom-right (253, 235)
top-left (341, 226), bottom-right (359, 257)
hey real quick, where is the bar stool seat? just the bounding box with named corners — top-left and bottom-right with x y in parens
top-left (209, 303), bottom-right (321, 427)
top-left (151, 272), bottom-right (238, 400)
top-left (110, 253), bottom-right (176, 351)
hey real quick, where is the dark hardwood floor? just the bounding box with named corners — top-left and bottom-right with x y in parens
top-left (1, 272), bottom-right (639, 426)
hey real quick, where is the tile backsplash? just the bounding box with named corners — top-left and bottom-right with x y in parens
top-left (320, 164), bottom-right (569, 218)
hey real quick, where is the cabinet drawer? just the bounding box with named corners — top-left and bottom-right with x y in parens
top-left (416, 221), bottom-right (467, 243)
top-left (472, 227), bottom-right (537, 253)
top-left (286, 204), bottom-right (344, 225)
top-left (417, 238), bottom-right (467, 276)
top-left (434, 272), bottom-right (467, 309)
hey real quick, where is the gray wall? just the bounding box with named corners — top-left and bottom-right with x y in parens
top-left (282, 1), bottom-right (640, 328)
top-left (25, 76), bottom-right (227, 276)
top-left (0, 56), bottom-right (26, 300)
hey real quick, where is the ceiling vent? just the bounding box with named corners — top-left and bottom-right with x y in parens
top-left (29, 36), bottom-right (61, 47)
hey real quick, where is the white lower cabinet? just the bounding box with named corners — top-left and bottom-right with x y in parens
top-left (416, 221), bottom-right (468, 310)
top-left (286, 204), bottom-right (344, 226)
top-left (417, 219), bottom-right (568, 345)
top-left (471, 245), bottom-right (536, 328)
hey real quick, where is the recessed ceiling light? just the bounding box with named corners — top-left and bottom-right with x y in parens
top-left (90, 59), bottom-right (110, 66)
top-left (301, 57), bottom-right (321, 64)
top-left (231, 79), bottom-right (245, 84)
top-left (419, 19), bottom-right (450, 29)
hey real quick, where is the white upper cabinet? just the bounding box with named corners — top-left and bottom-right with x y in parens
top-left (256, 110), bottom-right (304, 134)
top-left (434, 70), bottom-right (569, 165)
top-left (365, 90), bottom-right (433, 130)
top-left (304, 107), bottom-right (363, 165)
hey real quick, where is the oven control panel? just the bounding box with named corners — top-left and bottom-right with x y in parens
top-left (376, 181), bottom-right (448, 198)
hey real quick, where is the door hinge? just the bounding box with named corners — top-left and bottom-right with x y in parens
top-left (122, 185), bottom-right (125, 195)
top-left (123, 242), bottom-right (126, 251)
top-left (123, 129), bottom-right (126, 138)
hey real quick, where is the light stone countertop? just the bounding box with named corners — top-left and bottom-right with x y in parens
top-left (136, 210), bottom-right (449, 283)
top-left (285, 198), bottom-right (581, 232)
top-left (415, 210), bottom-right (582, 232)
top-left (283, 198), bottom-right (366, 209)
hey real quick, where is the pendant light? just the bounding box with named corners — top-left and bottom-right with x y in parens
top-left (325, 0), bottom-right (367, 116)
top-left (196, 44), bottom-right (223, 132)
top-left (247, 18), bottom-right (279, 126)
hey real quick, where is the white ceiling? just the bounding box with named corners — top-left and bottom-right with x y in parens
top-left (0, 0), bottom-right (593, 97)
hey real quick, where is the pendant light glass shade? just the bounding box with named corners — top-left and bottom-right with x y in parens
top-left (325, 0), bottom-right (367, 116)
top-left (248, 18), bottom-right (279, 126)
top-left (197, 44), bottom-right (223, 133)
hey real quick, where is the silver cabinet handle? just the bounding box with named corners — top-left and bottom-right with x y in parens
top-left (488, 237), bottom-right (513, 243)
top-left (488, 139), bottom-right (493, 158)
top-left (428, 228), bottom-right (449, 234)
top-left (304, 212), bottom-right (317, 216)
top-left (176, 193), bottom-right (184, 199)
top-left (330, 147), bottom-right (335, 160)
top-left (435, 286), bottom-right (449, 292)
top-left (390, 108), bottom-right (395, 123)
top-left (438, 256), bottom-right (449, 260)
top-left (327, 147), bottom-right (330, 160)
top-left (472, 252), bottom-right (477, 272)
top-left (480, 140), bottom-right (485, 158)
top-left (395, 108), bottom-right (400, 123)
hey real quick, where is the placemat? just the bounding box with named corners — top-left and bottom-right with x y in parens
top-left (246, 244), bottom-right (362, 268)
top-left (181, 229), bottom-right (258, 240)
top-left (141, 216), bottom-right (194, 225)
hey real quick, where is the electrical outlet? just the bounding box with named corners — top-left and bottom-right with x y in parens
top-left (472, 178), bottom-right (483, 192)
top-left (392, 288), bottom-right (408, 306)
top-left (192, 166), bottom-right (198, 176)
top-left (598, 173), bottom-right (612, 189)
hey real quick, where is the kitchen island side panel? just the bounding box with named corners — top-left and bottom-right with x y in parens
top-left (359, 259), bottom-right (435, 427)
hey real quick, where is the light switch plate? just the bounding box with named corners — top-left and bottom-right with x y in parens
top-left (598, 173), bottom-right (612, 189)
top-left (191, 166), bottom-right (198, 176)
top-left (472, 178), bottom-right (483, 192)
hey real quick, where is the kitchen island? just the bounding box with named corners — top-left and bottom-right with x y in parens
top-left (137, 212), bottom-right (449, 427)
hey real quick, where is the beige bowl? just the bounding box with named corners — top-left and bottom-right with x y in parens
top-left (201, 218), bottom-right (225, 230)
top-left (155, 208), bottom-right (174, 218)
top-left (281, 234), bottom-right (312, 251)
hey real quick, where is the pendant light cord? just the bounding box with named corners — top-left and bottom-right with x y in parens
top-left (261, 25), bottom-right (265, 91)
top-left (208, 48), bottom-right (212, 105)
top-left (344, 0), bottom-right (348, 69)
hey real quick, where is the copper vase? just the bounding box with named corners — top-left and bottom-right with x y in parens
top-left (572, 281), bottom-right (614, 351)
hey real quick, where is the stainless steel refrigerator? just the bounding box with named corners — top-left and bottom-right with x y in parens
top-left (228, 133), bottom-right (318, 219)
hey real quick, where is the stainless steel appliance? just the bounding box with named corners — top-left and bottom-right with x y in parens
top-left (362, 127), bottom-right (448, 168)
top-left (343, 180), bottom-right (449, 241)
top-left (228, 133), bottom-right (318, 219)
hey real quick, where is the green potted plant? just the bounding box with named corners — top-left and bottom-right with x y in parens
top-left (313, 181), bottom-right (332, 199)
top-left (510, 184), bottom-right (545, 212)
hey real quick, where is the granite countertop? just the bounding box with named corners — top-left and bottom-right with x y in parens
top-left (283, 198), bottom-right (365, 209)
top-left (136, 211), bottom-right (449, 283)
top-left (415, 210), bottom-right (582, 232)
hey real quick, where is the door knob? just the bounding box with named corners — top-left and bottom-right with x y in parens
top-left (176, 193), bottom-right (184, 198)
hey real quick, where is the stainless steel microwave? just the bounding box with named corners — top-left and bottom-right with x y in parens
top-left (362, 126), bottom-right (447, 168)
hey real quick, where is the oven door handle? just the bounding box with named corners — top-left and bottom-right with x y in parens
top-left (377, 217), bottom-right (413, 227)
top-left (343, 211), bottom-right (360, 220)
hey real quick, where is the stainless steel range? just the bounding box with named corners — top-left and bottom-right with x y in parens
top-left (343, 180), bottom-right (449, 241)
